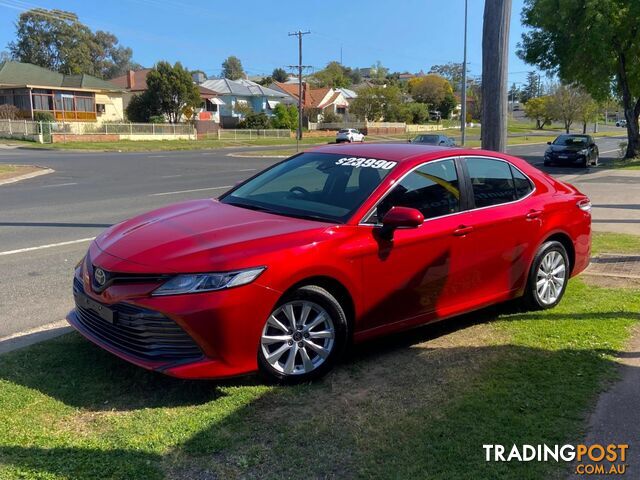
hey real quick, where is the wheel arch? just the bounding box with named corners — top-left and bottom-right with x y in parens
top-left (283, 275), bottom-right (355, 330)
top-left (542, 231), bottom-right (576, 274)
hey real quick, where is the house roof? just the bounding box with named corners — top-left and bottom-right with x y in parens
top-left (200, 78), bottom-right (287, 98)
top-left (0, 61), bottom-right (121, 91)
top-left (110, 69), bottom-right (152, 91)
top-left (336, 87), bottom-right (357, 99)
top-left (272, 82), bottom-right (348, 109)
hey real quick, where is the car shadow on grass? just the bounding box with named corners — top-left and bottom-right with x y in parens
top-left (0, 299), bottom-right (638, 479)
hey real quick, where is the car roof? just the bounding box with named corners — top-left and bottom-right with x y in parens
top-left (311, 143), bottom-right (471, 163)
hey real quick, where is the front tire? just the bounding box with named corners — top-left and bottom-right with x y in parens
top-left (522, 241), bottom-right (570, 310)
top-left (258, 285), bottom-right (348, 384)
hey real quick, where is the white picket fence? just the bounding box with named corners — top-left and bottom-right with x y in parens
top-left (215, 129), bottom-right (291, 140)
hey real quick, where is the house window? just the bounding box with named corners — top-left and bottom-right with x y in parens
top-left (205, 100), bottom-right (217, 112)
top-left (336, 107), bottom-right (346, 115)
top-left (96, 104), bottom-right (106, 115)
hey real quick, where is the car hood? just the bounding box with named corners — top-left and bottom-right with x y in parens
top-left (548, 144), bottom-right (587, 153)
top-left (95, 199), bottom-right (334, 273)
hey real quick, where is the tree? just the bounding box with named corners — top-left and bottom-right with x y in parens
top-left (145, 61), bottom-right (200, 123)
top-left (548, 84), bottom-right (581, 133)
top-left (125, 91), bottom-right (160, 122)
top-left (369, 61), bottom-right (389, 84)
top-left (518, 0), bottom-right (640, 158)
top-left (272, 67), bottom-right (288, 83)
top-left (272, 103), bottom-right (298, 130)
top-left (521, 71), bottom-right (542, 103)
top-left (0, 105), bottom-right (19, 120)
top-left (350, 85), bottom-right (402, 121)
top-left (221, 56), bottom-right (245, 80)
top-left (523, 96), bottom-right (553, 129)
top-left (240, 112), bottom-right (271, 129)
top-left (8, 8), bottom-right (138, 78)
top-left (429, 63), bottom-right (466, 92)
top-left (576, 90), bottom-right (599, 134)
top-left (310, 61), bottom-right (351, 88)
top-left (409, 74), bottom-right (455, 117)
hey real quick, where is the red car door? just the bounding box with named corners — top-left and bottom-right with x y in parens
top-left (356, 158), bottom-right (478, 335)
top-left (456, 156), bottom-right (542, 307)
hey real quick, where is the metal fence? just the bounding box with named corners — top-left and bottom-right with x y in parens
top-left (0, 118), bottom-right (39, 138)
top-left (214, 129), bottom-right (292, 140)
top-left (47, 121), bottom-right (195, 136)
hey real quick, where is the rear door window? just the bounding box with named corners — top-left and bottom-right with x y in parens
top-left (465, 157), bottom-right (516, 208)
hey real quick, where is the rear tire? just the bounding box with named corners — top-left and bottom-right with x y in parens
top-left (522, 241), bottom-right (570, 310)
top-left (257, 285), bottom-right (348, 384)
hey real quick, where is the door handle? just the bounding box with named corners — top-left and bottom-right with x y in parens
top-left (453, 225), bottom-right (474, 236)
top-left (526, 209), bottom-right (542, 220)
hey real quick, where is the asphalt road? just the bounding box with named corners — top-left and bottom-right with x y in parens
top-left (0, 136), bottom-right (636, 338)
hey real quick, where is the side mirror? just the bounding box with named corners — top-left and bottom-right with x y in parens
top-left (407, 139), bottom-right (412, 143)
top-left (547, 141), bottom-right (552, 145)
top-left (378, 207), bottom-right (424, 240)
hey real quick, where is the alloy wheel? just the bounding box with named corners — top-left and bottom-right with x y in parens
top-left (536, 250), bottom-right (566, 305)
top-left (260, 300), bottom-right (336, 375)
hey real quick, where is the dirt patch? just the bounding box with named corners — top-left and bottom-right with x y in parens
top-left (0, 164), bottom-right (46, 182)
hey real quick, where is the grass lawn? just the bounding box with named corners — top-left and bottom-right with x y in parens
top-left (604, 157), bottom-right (640, 170)
top-left (592, 231), bottom-right (640, 254)
top-left (0, 164), bottom-right (44, 182)
top-left (1, 234), bottom-right (638, 479)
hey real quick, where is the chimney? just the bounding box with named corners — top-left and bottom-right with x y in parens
top-left (127, 70), bottom-right (135, 89)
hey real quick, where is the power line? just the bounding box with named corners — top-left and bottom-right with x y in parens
top-left (288, 30), bottom-right (310, 148)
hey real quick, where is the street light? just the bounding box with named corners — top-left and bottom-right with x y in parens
top-left (461, 0), bottom-right (468, 146)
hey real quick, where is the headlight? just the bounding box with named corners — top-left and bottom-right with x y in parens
top-left (578, 149), bottom-right (589, 155)
top-left (152, 267), bottom-right (265, 296)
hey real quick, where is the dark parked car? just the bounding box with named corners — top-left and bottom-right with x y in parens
top-left (409, 134), bottom-right (456, 147)
top-left (544, 134), bottom-right (599, 168)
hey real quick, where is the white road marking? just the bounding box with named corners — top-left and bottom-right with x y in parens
top-left (149, 185), bottom-right (232, 197)
top-left (599, 149), bottom-right (620, 155)
top-left (148, 155), bottom-right (168, 158)
top-left (238, 168), bottom-right (257, 172)
top-left (42, 182), bottom-right (78, 188)
top-left (161, 174), bottom-right (183, 178)
top-left (0, 237), bottom-right (95, 257)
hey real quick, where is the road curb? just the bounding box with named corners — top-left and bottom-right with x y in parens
top-left (0, 167), bottom-right (54, 186)
top-left (0, 320), bottom-right (72, 355)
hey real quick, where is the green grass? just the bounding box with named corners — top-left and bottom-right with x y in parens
top-left (0, 272), bottom-right (638, 479)
top-left (592, 231), bottom-right (640, 255)
top-left (5, 136), bottom-right (337, 152)
top-left (0, 165), bottom-right (18, 174)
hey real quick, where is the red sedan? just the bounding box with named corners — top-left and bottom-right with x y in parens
top-left (68, 144), bottom-right (591, 382)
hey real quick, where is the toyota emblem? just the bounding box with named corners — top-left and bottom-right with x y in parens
top-left (94, 268), bottom-right (106, 286)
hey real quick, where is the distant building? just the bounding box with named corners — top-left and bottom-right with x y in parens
top-left (270, 81), bottom-right (353, 121)
top-left (0, 61), bottom-right (124, 123)
top-left (111, 69), bottom-right (223, 123)
top-left (200, 78), bottom-right (289, 127)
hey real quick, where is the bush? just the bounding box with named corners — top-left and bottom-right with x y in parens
top-left (271, 104), bottom-right (298, 130)
top-left (148, 115), bottom-right (166, 124)
top-left (242, 112), bottom-right (271, 129)
top-left (125, 92), bottom-right (160, 123)
top-left (321, 110), bottom-right (341, 123)
top-left (0, 104), bottom-right (20, 120)
top-left (33, 111), bottom-right (55, 122)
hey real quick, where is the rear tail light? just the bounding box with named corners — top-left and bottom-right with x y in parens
top-left (577, 198), bottom-right (592, 212)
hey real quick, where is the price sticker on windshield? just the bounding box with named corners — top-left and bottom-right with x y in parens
top-left (335, 157), bottom-right (397, 169)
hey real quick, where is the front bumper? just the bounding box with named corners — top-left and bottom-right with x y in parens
top-left (545, 152), bottom-right (586, 165)
top-left (67, 272), bottom-right (282, 379)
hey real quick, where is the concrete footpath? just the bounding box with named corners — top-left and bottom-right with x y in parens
top-left (572, 255), bottom-right (640, 479)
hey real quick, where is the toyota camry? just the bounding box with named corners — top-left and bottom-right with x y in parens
top-left (68, 144), bottom-right (591, 383)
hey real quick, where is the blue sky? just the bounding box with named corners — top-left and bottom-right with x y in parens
top-left (0, 0), bottom-right (534, 84)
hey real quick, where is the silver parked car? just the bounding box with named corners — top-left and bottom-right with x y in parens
top-left (408, 134), bottom-right (456, 147)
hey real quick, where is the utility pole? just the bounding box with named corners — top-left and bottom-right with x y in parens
top-left (288, 30), bottom-right (311, 151)
top-left (461, 0), bottom-right (468, 146)
top-left (481, 0), bottom-right (512, 152)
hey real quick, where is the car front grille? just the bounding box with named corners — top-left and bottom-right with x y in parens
top-left (73, 278), bottom-right (203, 363)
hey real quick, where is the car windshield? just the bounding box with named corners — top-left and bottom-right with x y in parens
top-left (338, 129), bottom-right (349, 133)
top-left (414, 135), bottom-right (440, 144)
top-left (220, 152), bottom-right (397, 223)
top-left (553, 135), bottom-right (589, 146)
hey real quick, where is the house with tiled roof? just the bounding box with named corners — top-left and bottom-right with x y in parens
top-left (199, 78), bottom-right (289, 127)
top-left (0, 61), bottom-right (124, 122)
top-left (112, 69), bottom-right (223, 123)
top-left (270, 81), bottom-right (352, 121)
